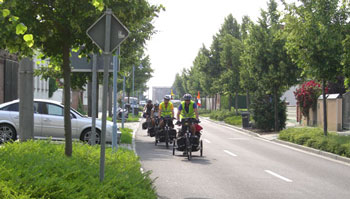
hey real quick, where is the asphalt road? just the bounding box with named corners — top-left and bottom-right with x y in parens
top-left (135, 119), bottom-right (350, 199)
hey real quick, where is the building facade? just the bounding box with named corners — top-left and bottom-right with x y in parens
top-left (152, 86), bottom-right (171, 103)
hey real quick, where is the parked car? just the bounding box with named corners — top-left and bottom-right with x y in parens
top-left (0, 99), bottom-right (120, 144)
top-left (111, 107), bottom-right (129, 119)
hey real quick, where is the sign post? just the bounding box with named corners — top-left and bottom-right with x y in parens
top-left (86, 8), bottom-right (129, 182)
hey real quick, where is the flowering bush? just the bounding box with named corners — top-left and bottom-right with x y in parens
top-left (294, 80), bottom-right (326, 117)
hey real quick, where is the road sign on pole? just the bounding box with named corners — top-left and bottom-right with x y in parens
top-left (87, 10), bottom-right (129, 53)
top-left (86, 8), bottom-right (129, 182)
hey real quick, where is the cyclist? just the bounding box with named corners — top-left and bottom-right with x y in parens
top-left (143, 100), bottom-right (153, 118)
top-left (158, 96), bottom-right (174, 129)
top-left (151, 103), bottom-right (160, 126)
top-left (176, 94), bottom-right (199, 136)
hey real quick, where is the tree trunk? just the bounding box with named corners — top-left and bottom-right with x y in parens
top-left (274, 86), bottom-right (278, 132)
top-left (235, 91), bottom-right (239, 115)
top-left (108, 84), bottom-right (112, 118)
top-left (322, 79), bottom-right (328, 136)
top-left (62, 44), bottom-right (72, 157)
top-left (87, 80), bottom-right (92, 117)
top-left (228, 94), bottom-right (232, 111)
top-left (246, 90), bottom-right (250, 112)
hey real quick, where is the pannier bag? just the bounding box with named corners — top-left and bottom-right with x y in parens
top-left (149, 128), bottom-right (156, 137)
top-left (142, 122), bottom-right (147, 130)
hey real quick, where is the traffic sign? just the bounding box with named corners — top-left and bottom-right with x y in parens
top-left (86, 11), bottom-right (129, 53)
top-left (70, 51), bottom-right (113, 72)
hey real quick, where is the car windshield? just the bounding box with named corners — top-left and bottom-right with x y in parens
top-left (70, 107), bottom-right (87, 118)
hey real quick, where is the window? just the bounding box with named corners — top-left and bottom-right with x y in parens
top-left (1, 103), bottom-right (19, 112)
top-left (47, 104), bottom-right (63, 116)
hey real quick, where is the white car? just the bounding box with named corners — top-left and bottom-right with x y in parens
top-left (0, 99), bottom-right (119, 144)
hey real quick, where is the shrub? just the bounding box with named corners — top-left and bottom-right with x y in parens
top-left (279, 127), bottom-right (350, 158)
top-left (250, 92), bottom-right (286, 131)
top-left (224, 116), bottom-right (242, 126)
top-left (0, 140), bottom-right (156, 199)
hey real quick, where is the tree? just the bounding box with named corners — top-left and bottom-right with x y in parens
top-left (243, 0), bottom-right (300, 131)
top-left (240, 15), bottom-right (256, 111)
top-left (219, 34), bottom-right (242, 114)
top-left (0, 0), bottom-right (162, 156)
top-left (283, 0), bottom-right (346, 135)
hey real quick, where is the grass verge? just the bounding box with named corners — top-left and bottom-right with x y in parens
top-left (279, 127), bottom-right (350, 158)
top-left (0, 140), bottom-right (156, 199)
top-left (120, 128), bottom-right (133, 144)
top-left (107, 115), bottom-right (139, 123)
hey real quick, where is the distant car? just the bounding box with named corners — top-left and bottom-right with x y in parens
top-left (111, 107), bottom-right (129, 119)
top-left (139, 100), bottom-right (147, 106)
top-left (0, 99), bottom-right (119, 144)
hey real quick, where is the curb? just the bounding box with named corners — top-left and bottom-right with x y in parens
top-left (274, 139), bottom-right (350, 164)
top-left (201, 117), bottom-right (350, 165)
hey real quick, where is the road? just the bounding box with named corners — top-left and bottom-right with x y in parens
top-left (135, 119), bottom-right (350, 199)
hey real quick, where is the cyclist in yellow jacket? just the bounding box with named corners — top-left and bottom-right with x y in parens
top-left (158, 95), bottom-right (174, 129)
top-left (176, 94), bottom-right (199, 135)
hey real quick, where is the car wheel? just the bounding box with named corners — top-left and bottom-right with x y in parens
top-left (0, 124), bottom-right (17, 143)
top-left (80, 128), bottom-right (101, 145)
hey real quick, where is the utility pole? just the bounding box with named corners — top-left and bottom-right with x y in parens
top-left (122, 75), bottom-right (126, 128)
top-left (132, 65), bottom-right (135, 116)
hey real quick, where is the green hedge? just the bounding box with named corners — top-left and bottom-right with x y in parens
top-left (207, 110), bottom-right (242, 126)
top-left (0, 140), bottom-right (156, 199)
top-left (224, 116), bottom-right (242, 126)
top-left (279, 127), bottom-right (350, 158)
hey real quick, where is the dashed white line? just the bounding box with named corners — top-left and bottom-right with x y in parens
top-left (224, 150), bottom-right (237, 157)
top-left (265, 170), bottom-right (293, 182)
top-left (228, 138), bottom-right (248, 140)
top-left (203, 138), bottom-right (211, 143)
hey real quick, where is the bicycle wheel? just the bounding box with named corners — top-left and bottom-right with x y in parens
top-left (165, 130), bottom-right (169, 149)
top-left (172, 141), bottom-right (176, 155)
top-left (200, 140), bottom-right (203, 157)
top-left (187, 147), bottom-right (192, 160)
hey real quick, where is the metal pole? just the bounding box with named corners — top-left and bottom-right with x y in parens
top-left (122, 75), bottom-right (126, 128)
top-left (19, 58), bottom-right (34, 141)
top-left (132, 65), bottom-right (135, 116)
top-left (112, 48), bottom-right (119, 151)
top-left (100, 8), bottom-right (112, 182)
top-left (91, 54), bottom-right (97, 145)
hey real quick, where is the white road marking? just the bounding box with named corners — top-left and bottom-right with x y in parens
top-left (265, 170), bottom-right (293, 183)
top-left (224, 150), bottom-right (237, 157)
top-left (203, 138), bottom-right (211, 143)
top-left (228, 138), bottom-right (248, 140)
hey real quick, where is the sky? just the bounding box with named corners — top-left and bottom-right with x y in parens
top-left (145, 0), bottom-right (290, 98)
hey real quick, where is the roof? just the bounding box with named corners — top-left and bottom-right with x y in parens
top-left (318, 94), bottom-right (341, 100)
top-left (0, 99), bottom-right (63, 108)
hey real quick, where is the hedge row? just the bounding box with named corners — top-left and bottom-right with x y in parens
top-left (0, 140), bottom-right (156, 199)
top-left (205, 110), bottom-right (242, 126)
top-left (279, 127), bottom-right (350, 158)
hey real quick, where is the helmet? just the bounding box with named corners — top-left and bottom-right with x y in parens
top-left (183, 94), bottom-right (192, 100)
top-left (164, 95), bottom-right (171, 100)
top-left (154, 103), bottom-right (159, 107)
top-left (147, 100), bottom-right (152, 103)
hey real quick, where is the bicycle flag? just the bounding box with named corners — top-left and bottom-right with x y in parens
top-left (197, 91), bottom-right (201, 106)
top-left (171, 89), bottom-right (174, 99)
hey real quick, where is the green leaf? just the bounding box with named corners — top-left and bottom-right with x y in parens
top-left (9, 16), bottom-right (19, 22)
top-left (2, 9), bottom-right (10, 17)
top-left (16, 23), bottom-right (27, 35)
top-left (72, 47), bottom-right (80, 52)
top-left (23, 34), bottom-right (34, 47)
